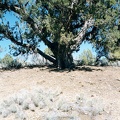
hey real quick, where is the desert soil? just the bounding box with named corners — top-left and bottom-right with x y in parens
top-left (0, 66), bottom-right (120, 120)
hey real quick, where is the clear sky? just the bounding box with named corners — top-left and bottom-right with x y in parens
top-left (0, 11), bottom-right (96, 60)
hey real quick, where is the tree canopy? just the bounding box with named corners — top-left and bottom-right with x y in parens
top-left (0, 0), bottom-right (120, 69)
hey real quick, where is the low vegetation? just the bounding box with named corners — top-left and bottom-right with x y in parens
top-left (0, 87), bottom-right (105, 120)
top-left (0, 54), bottom-right (22, 69)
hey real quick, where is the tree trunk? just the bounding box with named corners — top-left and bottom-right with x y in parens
top-left (56, 50), bottom-right (74, 70)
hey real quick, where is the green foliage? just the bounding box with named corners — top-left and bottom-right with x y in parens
top-left (92, 1), bottom-right (120, 60)
top-left (79, 49), bottom-right (95, 65)
top-left (108, 25), bottom-right (120, 59)
top-left (0, 54), bottom-right (22, 69)
top-left (1, 54), bottom-right (13, 65)
top-left (10, 59), bottom-right (22, 69)
top-left (44, 48), bottom-right (53, 56)
top-left (110, 48), bottom-right (120, 59)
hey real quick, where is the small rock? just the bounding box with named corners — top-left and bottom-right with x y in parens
top-left (91, 95), bottom-right (94, 97)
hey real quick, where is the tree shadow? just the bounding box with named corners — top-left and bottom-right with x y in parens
top-left (0, 67), bottom-right (23, 72)
top-left (48, 65), bottom-right (103, 72)
top-left (76, 66), bottom-right (103, 72)
top-left (0, 65), bottom-right (103, 73)
top-left (0, 64), bottom-right (46, 72)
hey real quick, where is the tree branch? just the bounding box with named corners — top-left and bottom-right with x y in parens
top-left (0, 2), bottom-right (53, 49)
top-left (70, 18), bottom-right (94, 51)
top-left (0, 27), bottom-right (56, 64)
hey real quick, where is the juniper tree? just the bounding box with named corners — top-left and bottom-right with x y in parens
top-left (0, 0), bottom-right (119, 69)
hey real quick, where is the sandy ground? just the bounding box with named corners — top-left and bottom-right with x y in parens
top-left (0, 66), bottom-right (120, 120)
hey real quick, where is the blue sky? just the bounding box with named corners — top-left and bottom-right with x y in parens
top-left (0, 11), bottom-right (96, 60)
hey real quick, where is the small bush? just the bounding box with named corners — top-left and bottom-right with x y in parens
top-left (7, 59), bottom-right (22, 69)
top-left (0, 54), bottom-right (22, 69)
top-left (0, 88), bottom-right (105, 120)
top-left (78, 49), bottom-right (96, 66)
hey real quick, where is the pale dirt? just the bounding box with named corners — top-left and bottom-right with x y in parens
top-left (0, 66), bottom-right (120, 120)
